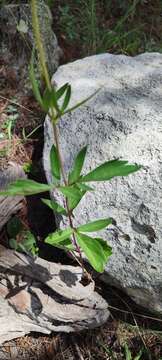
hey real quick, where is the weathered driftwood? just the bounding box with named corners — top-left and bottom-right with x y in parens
top-left (0, 245), bottom-right (109, 344)
top-left (0, 163), bottom-right (25, 230)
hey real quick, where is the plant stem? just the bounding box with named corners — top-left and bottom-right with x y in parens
top-left (31, 0), bottom-right (51, 89)
top-left (52, 122), bottom-right (85, 274)
top-left (31, 0), bottom-right (86, 276)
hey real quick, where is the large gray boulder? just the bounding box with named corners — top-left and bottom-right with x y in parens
top-left (43, 53), bottom-right (162, 313)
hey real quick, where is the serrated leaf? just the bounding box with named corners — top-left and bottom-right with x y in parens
top-left (56, 83), bottom-right (69, 100)
top-left (77, 218), bottom-right (112, 232)
top-left (59, 185), bottom-right (86, 210)
top-left (29, 49), bottom-right (43, 107)
top-left (63, 88), bottom-right (100, 115)
top-left (50, 145), bottom-right (61, 180)
top-left (68, 146), bottom-right (87, 184)
top-left (81, 159), bottom-right (141, 182)
top-left (45, 227), bottom-right (73, 245)
top-left (76, 233), bottom-right (112, 272)
top-left (0, 179), bottom-right (53, 196)
top-left (41, 198), bottom-right (67, 215)
top-left (61, 84), bottom-right (71, 112)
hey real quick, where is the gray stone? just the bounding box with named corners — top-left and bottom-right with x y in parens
top-left (0, 2), bottom-right (61, 83)
top-left (43, 53), bottom-right (162, 313)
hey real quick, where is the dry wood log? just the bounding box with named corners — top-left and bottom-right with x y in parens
top-left (0, 245), bottom-right (109, 345)
top-left (0, 163), bottom-right (25, 230)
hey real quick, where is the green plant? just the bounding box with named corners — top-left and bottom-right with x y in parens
top-left (0, 0), bottom-right (141, 279)
top-left (59, 4), bottom-right (78, 42)
top-left (1, 102), bottom-right (19, 140)
top-left (124, 343), bottom-right (143, 360)
top-left (7, 216), bottom-right (38, 256)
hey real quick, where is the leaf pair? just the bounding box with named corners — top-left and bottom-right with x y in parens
top-left (68, 145), bottom-right (141, 185)
top-left (29, 49), bottom-right (100, 118)
top-left (59, 185), bottom-right (86, 211)
top-left (76, 233), bottom-right (112, 273)
top-left (42, 83), bottom-right (71, 114)
top-left (29, 50), bottom-right (71, 116)
top-left (45, 217), bottom-right (112, 272)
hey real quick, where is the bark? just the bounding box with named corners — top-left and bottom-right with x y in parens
top-left (0, 163), bottom-right (25, 230)
top-left (0, 245), bottom-right (109, 345)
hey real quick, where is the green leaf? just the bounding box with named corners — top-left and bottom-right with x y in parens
top-left (9, 238), bottom-right (18, 250)
top-left (41, 198), bottom-right (67, 215)
top-left (59, 185), bottom-right (86, 210)
top-left (56, 83), bottom-right (69, 100)
top-left (51, 238), bottom-right (74, 251)
top-left (76, 233), bottom-right (112, 272)
top-left (76, 183), bottom-right (94, 191)
top-left (42, 88), bottom-right (52, 112)
top-left (68, 146), bottom-right (87, 184)
top-left (0, 179), bottom-right (53, 196)
top-left (81, 159), bottom-right (141, 182)
top-left (42, 88), bottom-right (60, 113)
top-left (45, 227), bottom-right (73, 245)
top-left (134, 349), bottom-right (143, 360)
top-left (7, 216), bottom-right (23, 238)
top-left (21, 231), bottom-right (37, 252)
top-left (50, 145), bottom-right (61, 180)
top-left (29, 49), bottom-right (43, 107)
top-left (124, 344), bottom-right (132, 360)
top-left (63, 88), bottom-right (100, 115)
top-left (94, 237), bottom-right (112, 262)
top-left (77, 218), bottom-right (112, 232)
top-left (61, 84), bottom-right (71, 112)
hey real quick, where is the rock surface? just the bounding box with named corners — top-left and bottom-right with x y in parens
top-left (0, 2), bottom-right (61, 85)
top-left (43, 53), bottom-right (162, 313)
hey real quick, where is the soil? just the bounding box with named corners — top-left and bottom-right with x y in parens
top-left (1, 2), bottom-right (162, 359)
